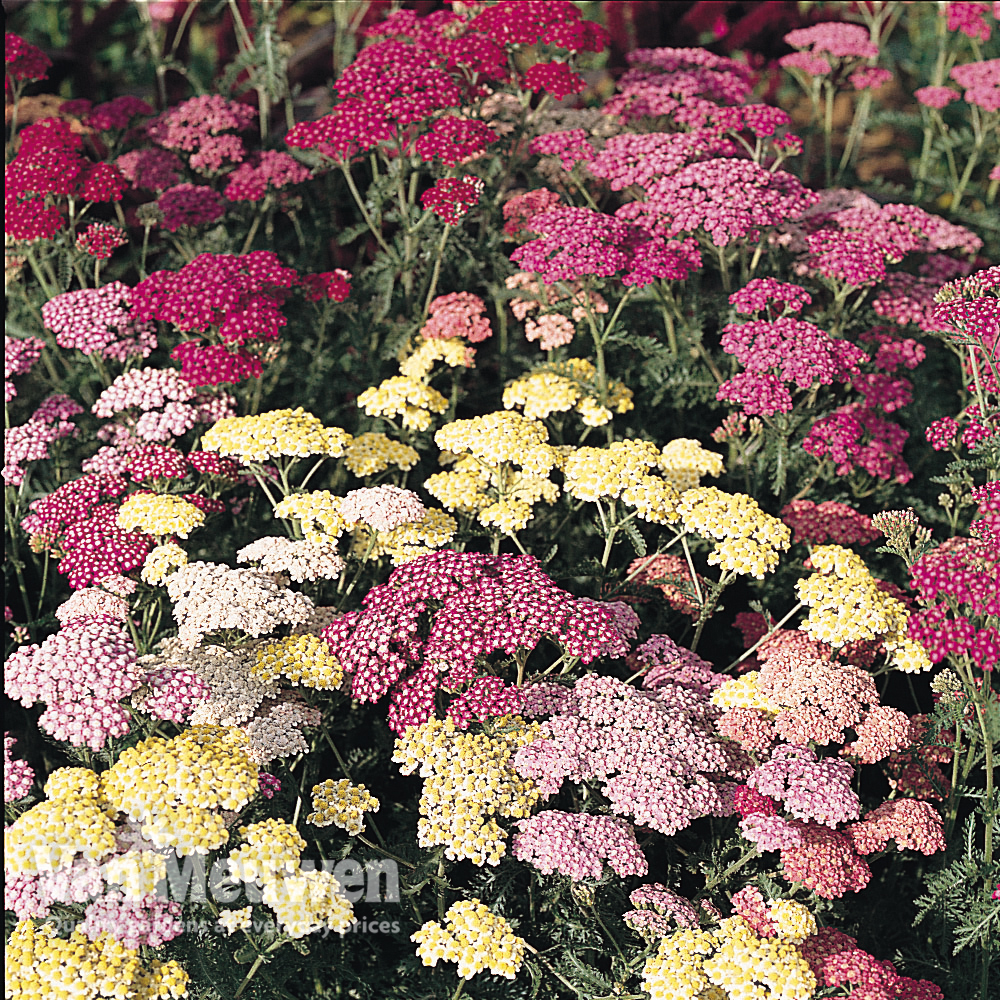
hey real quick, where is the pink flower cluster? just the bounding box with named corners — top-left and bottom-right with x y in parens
top-left (521, 60), bottom-right (585, 100)
top-left (421, 174), bottom-right (484, 225)
top-left (5, 335), bottom-right (45, 402)
top-left (116, 148), bottom-right (183, 191)
top-left (146, 94), bottom-right (256, 152)
top-left (748, 744), bottom-right (859, 826)
top-left (21, 474), bottom-right (154, 588)
top-left (413, 116), bottom-right (496, 166)
top-left (528, 128), bottom-right (595, 171)
top-left (511, 205), bottom-right (701, 286)
top-left (5, 859), bottom-right (104, 920)
top-left (6, 32), bottom-right (51, 87)
top-left (783, 22), bottom-right (879, 60)
top-left (717, 316), bottom-right (866, 417)
top-left (605, 47), bottom-right (754, 124)
top-left (157, 183), bottom-right (226, 232)
top-left (800, 927), bottom-right (944, 998)
top-left (514, 672), bottom-right (747, 837)
top-left (803, 402), bottom-right (912, 483)
top-left (339, 485), bottom-right (427, 532)
top-left (4, 394), bottom-right (82, 487)
top-left (321, 551), bottom-right (628, 734)
top-left (502, 188), bottom-right (562, 239)
top-left (512, 810), bottom-right (648, 879)
top-left (947, 1), bottom-right (994, 41)
top-left (76, 222), bottom-right (129, 260)
top-left (4, 734), bottom-right (34, 802)
top-left (729, 278), bottom-right (812, 316)
top-left (420, 292), bottom-right (492, 342)
top-left (41, 282), bottom-right (157, 362)
top-left (81, 892), bottom-right (184, 949)
top-left (951, 58), bottom-right (1000, 110)
top-left (846, 799), bottom-right (946, 856)
top-left (4, 614), bottom-right (143, 749)
top-left (224, 150), bottom-right (311, 201)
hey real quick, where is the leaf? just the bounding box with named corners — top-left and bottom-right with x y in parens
top-left (622, 520), bottom-right (647, 557)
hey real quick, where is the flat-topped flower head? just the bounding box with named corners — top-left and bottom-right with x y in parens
top-left (201, 408), bottom-right (351, 462)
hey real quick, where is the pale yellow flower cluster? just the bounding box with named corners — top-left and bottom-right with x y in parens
top-left (502, 358), bottom-right (633, 426)
top-left (343, 431), bottom-right (419, 477)
top-left (227, 818), bottom-right (306, 884)
top-left (141, 542), bottom-right (188, 584)
top-left (412, 898), bottom-right (526, 980)
top-left (217, 906), bottom-right (253, 935)
top-left (6, 920), bottom-right (190, 1000)
top-left (710, 671), bottom-right (781, 713)
top-left (308, 778), bottom-right (381, 835)
top-left (5, 769), bottom-right (116, 876)
top-left (796, 544), bottom-right (932, 672)
top-left (399, 336), bottom-right (474, 380)
top-left (102, 726), bottom-right (259, 855)
top-left (202, 407), bottom-right (351, 462)
top-left (370, 507), bottom-right (458, 565)
top-left (392, 717), bottom-right (542, 866)
top-left (274, 490), bottom-right (348, 544)
top-left (225, 820), bottom-right (355, 939)
top-left (657, 438), bottom-right (726, 491)
top-left (677, 487), bottom-right (791, 579)
top-left (102, 849), bottom-right (168, 900)
top-left (426, 411), bottom-right (561, 533)
top-left (117, 493), bottom-right (205, 539)
top-left (356, 375), bottom-right (448, 432)
top-left (562, 438), bottom-right (682, 524)
top-left (642, 915), bottom-right (817, 1000)
top-left (253, 634), bottom-right (344, 690)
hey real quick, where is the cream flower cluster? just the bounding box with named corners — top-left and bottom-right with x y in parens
top-left (412, 899), bottom-right (526, 980)
top-left (252, 634), bottom-right (344, 690)
top-left (342, 431), bottom-right (419, 477)
top-left (274, 490), bottom-right (348, 543)
top-left (101, 726), bottom-right (259, 855)
top-left (356, 375), bottom-right (448, 432)
top-left (657, 438), bottom-right (726, 491)
top-left (399, 335), bottom-right (475, 379)
top-left (426, 411), bottom-right (561, 533)
top-left (796, 544), bottom-right (932, 671)
top-left (141, 541), bottom-right (189, 584)
top-left (370, 507), bottom-right (458, 565)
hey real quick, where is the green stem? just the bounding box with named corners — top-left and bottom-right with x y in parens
top-left (421, 225), bottom-right (452, 321)
top-left (340, 164), bottom-right (397, 259)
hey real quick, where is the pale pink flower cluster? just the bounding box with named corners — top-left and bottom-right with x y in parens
top-left (237, 536), bottom-right (346, 583)
top-left (420, 292), bottom-right (492, 342)
top-left (512, 810), bottom-right (648, 879)
top-left (4, 616), bottom-right (143, 750)
top-left (4, 734), bottom-right (34, 802)
top-left (81, 891), bottom-right (184, 949)
top-left (748, 744), bottom-right (859, 826)
top-left (41, 283), bottom-right (157, 362)
top-left (339, 485), bottom-right (427, 532)
top-left (137, 666), bottom-right (212, 723)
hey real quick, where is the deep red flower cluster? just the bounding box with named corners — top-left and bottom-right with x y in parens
top-left (421, 175), bottom-right (484, 225)
top-left (5, 32), bottom-right (51, 89)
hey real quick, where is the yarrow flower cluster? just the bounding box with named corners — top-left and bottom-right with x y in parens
top-left (323, 551), bottom-right (627, 733)
top-left (307, 779), bottom-right (380, 835)
top-left (412, 898), bottom-right (526, 980)
top-left (41, 283), bottom-right (156, 362)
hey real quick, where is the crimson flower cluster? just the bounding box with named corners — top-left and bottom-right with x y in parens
top-left (321, 551), bottom-right (629, 735)
top-left (5, 118), bottom-right (126, 241)
top-left (20, 474), bottom-right (153, 588)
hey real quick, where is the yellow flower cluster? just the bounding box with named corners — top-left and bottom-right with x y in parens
top-left (796, 545), bottom-right (932, 672)
top-left (343, 432), bottom-right (419, 477)
top-left (102, 850), bottom-right (168, 900)
top-left (5, 777), bottom-right (116, 876)
top-left (202, 408), bottom-right (352, 462)
top-left (392, 717), bottom-right (542, 866)
top-left (642, 916), bottom-right (817, 1000)
top-left (141, 541), bottom-right (188, 584)
top-left (217, 906), bottom-right (253, 935)
top-left (117, 493), bottom-right (205, 539)
top-left (561, 439), bottom-right (682, 524)
top-left (412, 899), bottom-right (526, 980)
top-left (710, 671), bottom-right (780, 714)
top-left (768, 900), bottom-right (817, 945)
top-left (399, 336), bottom-right (474, 379)
top-left (260, 867), bottom-right (355, 939)
top-left (658, 438), bottom-right (726, 491)
top-left (372, 507), bottom-right (458, 565)
top-left (426, 412), bottom-right (561, 533)
top-left (356, 375), bottom-right (448, 432)
top-left (502, 359), bottom-right (633, 427)
top-left (226, 823), bottom-right (356, 939)
top-left (5, 921), bottom-right (190, 1000)
top-left (677, 487), bottom-right (791, 579)
top-left (274, 490), bottom-right (347, 543)
top-left (253, 634), bottom-right (344, 689)
top-left (102, 726), bottom-right (259, 855)
top-left (308, 778), bottom-right (381, 835)
top-left (228, 818), bottom-right (306, 884)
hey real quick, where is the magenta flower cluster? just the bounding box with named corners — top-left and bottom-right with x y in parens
top-left (321, 551), bottom-right (628, 734)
